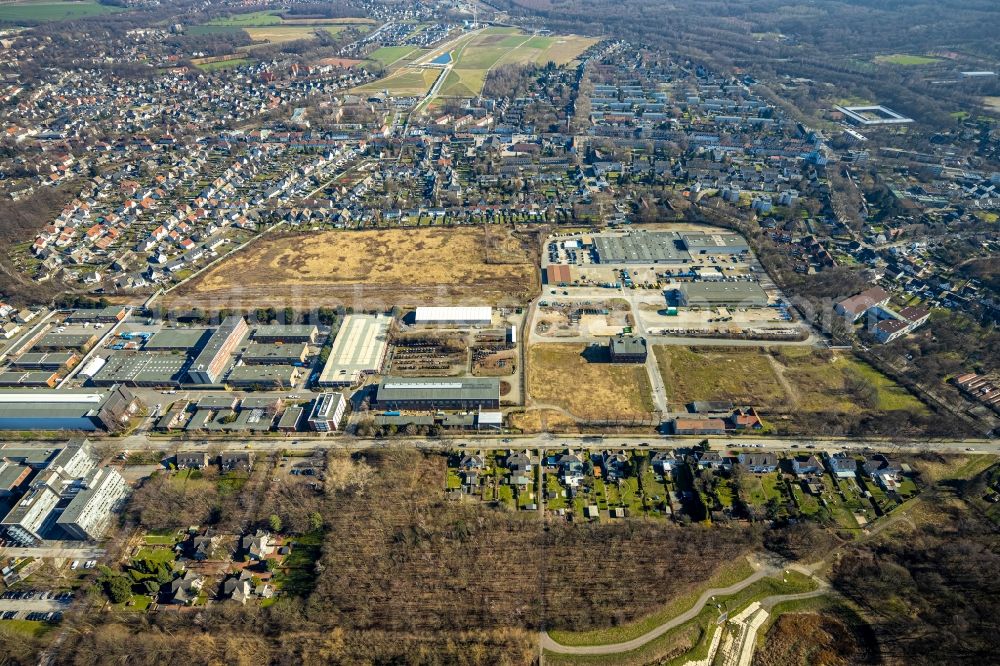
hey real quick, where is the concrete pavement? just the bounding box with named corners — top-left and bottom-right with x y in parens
top-left (4, 433), bottom-right (996, 456)
top-left (0, 599), bottom-right (68, 613)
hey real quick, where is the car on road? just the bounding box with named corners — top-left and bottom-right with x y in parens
top-left (966, 447), bottom-right (976, 451)
top-left (70, 561), bottom-right (79, 570)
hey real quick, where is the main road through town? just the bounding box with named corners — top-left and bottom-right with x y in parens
top-left (8, 433), bottom-right (997, 455)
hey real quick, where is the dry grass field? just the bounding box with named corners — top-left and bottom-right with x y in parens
top-left (166, 227), bottom-right (538, 311)
top-left (528, 343), bottom-right (655, 420)
top-left (654, 346), bottom-right (927, 426)
top-left (243, 25), bottom-right (343, 44)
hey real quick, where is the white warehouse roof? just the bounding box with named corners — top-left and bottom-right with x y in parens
top-left (414, 307), bottom-right (492, 323)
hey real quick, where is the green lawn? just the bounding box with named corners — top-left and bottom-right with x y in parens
top-left (207, 10), bottom-right (281, 26)
top-left (134, 547), bottom-right (176, 565)
top-left (367, 45), bottom-right (422, 67)
top-left (0, 0), bottom-right (122, 23)
top-left (143, 533), bottom-right (180, 546)
top-left (875, 54), bottom-right (942, 66)
top-left (274, 530), bottom-right (324, 596)
top-left (195, 57), bottom-right (254, 72)
top-left (0, 619), bottom-right (54, 638)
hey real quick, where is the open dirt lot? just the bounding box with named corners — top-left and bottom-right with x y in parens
top-left (528, 343), bottom-right (654, 420)
top-left (165, 227), bottom-right (538, 311)
top-left (655, 346), bottom-right (927, 415)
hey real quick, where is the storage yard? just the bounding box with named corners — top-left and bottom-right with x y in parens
top-left (165, 228), bottom-right (538, 310)
top-left (537, 225), bottom-right (807, 341)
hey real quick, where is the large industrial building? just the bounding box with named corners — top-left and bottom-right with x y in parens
top-left (225, 364), bottom-right (300, 388)
top-left (318, 315), bottom-right (390, 387)
top-left (307, 392), bottom-right (347, 432)
top-left (186, 316), bottom-right (249, 384)
top-left (251, 324), bottom-right (319, 344)
top-left (0, 385), bottom-right (141, 431)
top-left (90, 353), bottom-right (188, 387)
top-left (680, 232), bottom-right (749, 255)
top-left (240, 342), bottom-right (308, 365)
top-left (593, 232), bottom-right (692, 264)
top-left (414, 307), bottom-right (493, 326)
top-left (64, 306), bottom-right (128, 324)
top-left (55, 466), bottom-right (130, 541)
top-left (374, 377), bottom-right (501, 410)
top-left (675, 282), bottom-right (769, 307)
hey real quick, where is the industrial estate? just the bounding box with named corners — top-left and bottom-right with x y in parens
top-left (0, 0), bottom-right (997, 664)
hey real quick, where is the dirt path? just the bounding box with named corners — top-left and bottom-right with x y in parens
top-left (765, 353), bottom-right (798, 408)
top-left (541, 560), bottom-right (778, 655)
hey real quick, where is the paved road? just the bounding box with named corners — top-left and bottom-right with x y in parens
top-left (4, 434), bottom-right (996, 455)
top-left (541, 561), bottom-right (777, 655)
top-left (0, 545), bottom-right (105, 559)
top-left (0, 599), bottom-right (68, 613)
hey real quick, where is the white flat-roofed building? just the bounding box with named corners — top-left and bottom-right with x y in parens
top-left (307, 392), bottom-right (347, 432)
top-left (414, 306), bottom-right (492, 326)
top-left (318, 315), bottom-right (390, 387)
top-left (56, 466), bottom-right (130, 541)
top-left (1, 484), bottom-right (61, 545)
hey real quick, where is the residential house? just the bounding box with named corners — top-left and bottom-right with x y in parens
top-left (220, 451), bottom-right (255, 472)
top-left (175, 451), bottom-right (209, 469)
top-left (601, 450), bottom-right (629, 481)
top-left (241, 530), bottom-right (273, 561)
top-left (698, 451), bottom-right (733, 471)
top-left (825, 452), bottom-right (857, 478)
top-left (863, 454), bottom-right (903, 491)
top-left (651, 451), bottom-right (681, 475)
top-left (168, 570), bottom-right (204, 605)
top-left (728, 406), bottom-right (763, 430)
top-left (791, 455), bottom-right (823, 477)
top-left (556, 450), bottom-right (585, 487)
top-left (738, 452), bottom-right (778, 474)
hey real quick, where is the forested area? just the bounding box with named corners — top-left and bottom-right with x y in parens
top-left (832, 480), bottom-right (1000, 665)
top-left (491, 0), bottom-right (999, 123)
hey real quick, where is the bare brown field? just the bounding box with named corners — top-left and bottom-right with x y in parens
top-left (166, 227), bottom-right (538, 311)
top-left (528, 343), bottom-right (655, 420)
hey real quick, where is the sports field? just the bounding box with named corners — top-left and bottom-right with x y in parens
top-left (165, 227), bottom-right (539, 310)
top-left (874, 54), bottom-right (942, 66)
top-left (0, 0), bottom-right (122, 23)
top-left (193, 57), bottom-right (253, 72)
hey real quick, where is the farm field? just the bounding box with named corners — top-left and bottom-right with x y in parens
top-left (367, 45), bottom-right (426, 68)
top-left (192, 10), bottom-right (369, 45)
top-left (243, 25), bottom-right (344, 44)
top-left (528, 343), bottom-right (655, 420)
top-left (353, 67), bottom-right (440, 96)
top-left (359, 27), bottom-right (598, 100)
top-left (655, 346), bottom-right (926, 417)
top-left (165, 227), bottom-right (538, 310)
top-left (435, 28), bottom-right (598, 98)
top-left (0, 0), bottom-right (122, 23)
